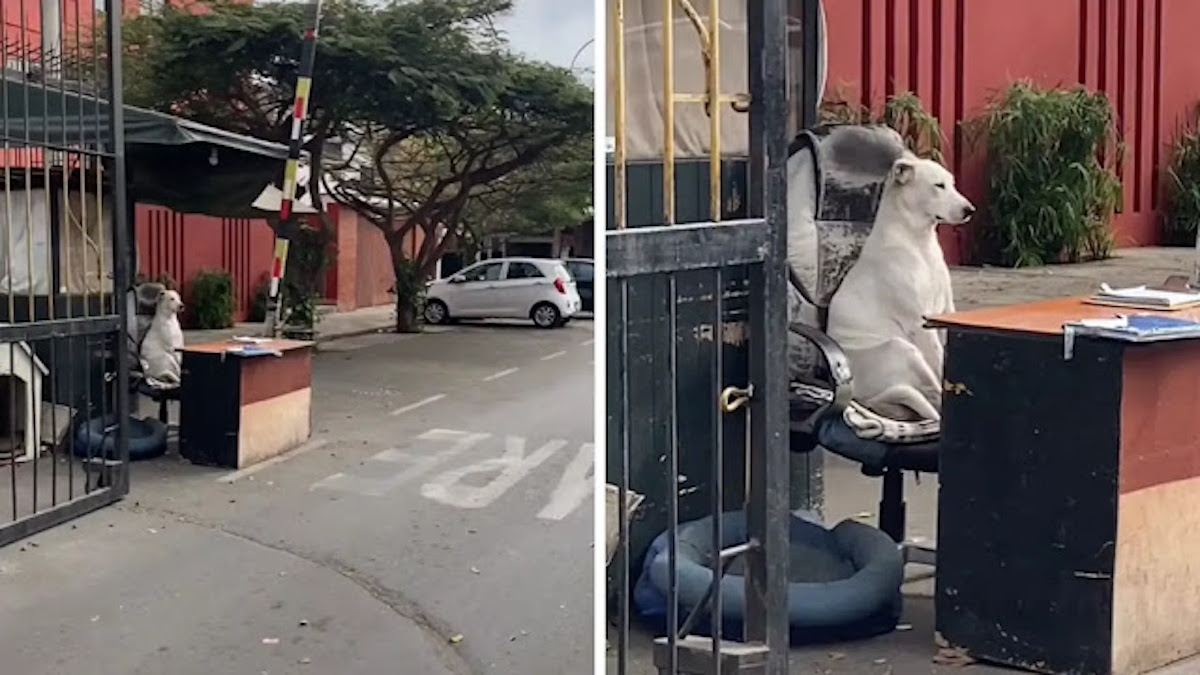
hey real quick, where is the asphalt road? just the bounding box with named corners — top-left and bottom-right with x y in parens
top-left (0, 319), bottom-right (596, 675)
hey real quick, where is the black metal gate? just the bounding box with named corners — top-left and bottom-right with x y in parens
top-left (0, 0), bottom-right (132, 547)
top-left (607, 0), bottom-right (821, 673)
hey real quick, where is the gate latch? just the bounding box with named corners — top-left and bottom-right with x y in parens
top-left (719, 385), bottom-right (754, 413)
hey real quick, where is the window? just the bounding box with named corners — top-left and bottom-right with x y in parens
top-left (506, 262), bottom-right (544, 280)
top-left (460, 262), bottom-right (503, 282)
top-left (568, 263), bottom-right (593, 282)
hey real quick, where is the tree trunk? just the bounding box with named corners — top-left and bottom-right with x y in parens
top-left (395, 293), bottom-right (419, 333)
top-left (387, 230), bottom-right (421, 334)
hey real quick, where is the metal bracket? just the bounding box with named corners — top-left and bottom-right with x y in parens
top-left (719, 384), bottom-right (753, 413)
top-left (673, 0), bottom-right (751, 117)
top-left (654, 635), bottom-right (769, 674)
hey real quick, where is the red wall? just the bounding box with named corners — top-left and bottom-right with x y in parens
top-left (137, 203), bottom-right (400, 323)
top-left (327, 202), bottom-right (416, 312)
top-left (824, 0), bottom-right (1200, 264)
top-left (135, 205), bottom-right (276, 323)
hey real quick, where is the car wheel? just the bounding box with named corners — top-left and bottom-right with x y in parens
top-left (423, 299), bottom-right (450, 325)
top-left (531, 302), bottom-right (561, 329)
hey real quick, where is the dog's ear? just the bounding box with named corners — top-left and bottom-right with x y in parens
top-left (892, 158), bottom-right (916, 185)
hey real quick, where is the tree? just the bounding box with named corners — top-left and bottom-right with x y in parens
top-left (460, 136), bottom-right (593, 248)
top-left (327, 57), bottom-right (593, 331)
top-left (119, 0), bottom-right (516, 325)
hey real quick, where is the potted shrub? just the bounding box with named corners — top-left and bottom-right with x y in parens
top-left (973, 81), bottom-right (1122, 266)
top-left (1163, 112), bottom-right (1200, 247)
top-left (190, 270), bottom-right (235, 329)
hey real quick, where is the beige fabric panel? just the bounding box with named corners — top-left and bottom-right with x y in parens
top-left (607, 0), bottom-right (826, 161)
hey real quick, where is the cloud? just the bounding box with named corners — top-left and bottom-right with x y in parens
top-left (495, 0), bottom-right (594, 69)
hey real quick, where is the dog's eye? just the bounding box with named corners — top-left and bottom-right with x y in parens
top-left (934, 182), bottom-right (946, 189)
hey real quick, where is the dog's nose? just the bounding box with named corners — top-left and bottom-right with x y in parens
top-left (962, 205), bottom-right (976, 219)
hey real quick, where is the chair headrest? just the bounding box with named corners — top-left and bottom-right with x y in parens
top-left (132, 282), bottom-right (166, 314)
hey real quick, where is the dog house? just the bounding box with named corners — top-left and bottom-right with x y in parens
top-left (0, 337), bottom-right (48, 464)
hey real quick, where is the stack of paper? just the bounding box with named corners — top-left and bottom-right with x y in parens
top-left (1086, 283), bottom-right (1200, 310)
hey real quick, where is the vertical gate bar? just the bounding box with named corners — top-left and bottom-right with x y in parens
top-left (66, 0), bottom-right (81, 498)
top-left (31, 0), bottom-right (50, 514)
top-left (708, 0), bottom-right (721, 222)
top-left (745, 2), bottom-right (764, 220)
top-left (80, 2), bottom-right (98, 489)
top-left (22, 0), bottom-right (37, 321)
top-left (711, 267), bottom-right (724, 671)
top-left (1, 0), bottom-right (9, 514)
top-left (662, 0), bottom-right (676, 226)
top-left (666, 274), bottom-right (679, 672)
top-left (794, 0), bottom-right (824, 514)
top-left (106, 0), bottom-right (131, 492)
top-left (12, 0), bottom-right (30, 519)
top-left (800, 0), bottom-right (821, 129)
top-left (744, 0), bottom-right (793, 671)
top-left (617, 277), bottom-right (631, 675)
top-left (614, 0), bottom-right (628, 231)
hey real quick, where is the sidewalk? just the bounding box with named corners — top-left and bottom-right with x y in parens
top-left (951, 246), bottom-right (1193, 310)
top-left (184, 303), bottom-right (395, 345)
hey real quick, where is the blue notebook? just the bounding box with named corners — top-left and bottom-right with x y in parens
top-left (1069, 315), bottom-right (1200, 342)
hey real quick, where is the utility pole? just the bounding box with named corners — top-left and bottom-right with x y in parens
top-left (264, 1), bottom-right (323, 338)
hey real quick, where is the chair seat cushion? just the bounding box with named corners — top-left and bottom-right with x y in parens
top-left (816, 414), bottom-right (939, 475)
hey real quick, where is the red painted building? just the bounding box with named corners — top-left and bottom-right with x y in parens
top-left (823, 0), bottom-right (1200, 264)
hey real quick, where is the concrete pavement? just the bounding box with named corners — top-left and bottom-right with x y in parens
top-left (0, 319), bottom-right (595, 675)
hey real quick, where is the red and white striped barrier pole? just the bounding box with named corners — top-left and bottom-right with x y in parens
top-left (265, 1), bottom-right (323, 337)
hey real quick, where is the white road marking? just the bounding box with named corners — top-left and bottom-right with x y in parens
top-left (216, 439), bottom-right (328, 483)
top-left (421, 436), bottom-right (566, 509)
top-left (389, 393), bottom-right (446, 416)
top-left (311, 430), bottom-right (488, 497)
top-left (541, 350), bottom-right (567, 361)
top-left (481, 367), bottom-right (518, 382)
top-left (580, 338), bottom-right (594, 346)
top-left (537, 443), bottom-right (595, 521)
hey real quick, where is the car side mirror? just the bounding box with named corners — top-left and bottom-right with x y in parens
top-left (449, 276), bottom-right (465, 284)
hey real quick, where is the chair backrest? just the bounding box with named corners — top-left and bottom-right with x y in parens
top-left (788, 124), bottom-right (908, 311)
top-left (126, 282), bottom-right (165, 371)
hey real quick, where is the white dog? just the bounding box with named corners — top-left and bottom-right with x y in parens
top-left (140, 289), bottom-right (185, 385)
top-left (826, 154), bottom-right (975, 421)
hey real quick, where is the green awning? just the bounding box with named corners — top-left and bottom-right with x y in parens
top-left (2, 75), bottom-right (293, 218)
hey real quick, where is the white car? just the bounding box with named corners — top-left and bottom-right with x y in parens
top-left (423, 257), bottom-right (582, 328)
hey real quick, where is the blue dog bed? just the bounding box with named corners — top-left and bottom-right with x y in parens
top-left (634, 511), bottom-right (904, 644)
top-left (73, 415), bottom-right (168, 462)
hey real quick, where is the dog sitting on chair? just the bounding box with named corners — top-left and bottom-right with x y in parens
top-left (826, 154), bottom-right (975, 422)
top-left (140, 289), bottom-right (185, 385)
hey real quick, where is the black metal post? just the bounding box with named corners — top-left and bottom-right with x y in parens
top-left (105, 0), bottom-right (131, 495)
top-left (744, 0), bottom-right (792, 671)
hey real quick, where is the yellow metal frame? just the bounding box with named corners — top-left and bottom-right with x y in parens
top-left (611, 0), bottom-right (747, 230)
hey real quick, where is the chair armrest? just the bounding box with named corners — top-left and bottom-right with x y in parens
top-left (788, 322), bottom-right (853, 434)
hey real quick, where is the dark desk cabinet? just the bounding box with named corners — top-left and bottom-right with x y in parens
top-left (932, 298), bottom-right (1200, 675)
top-left (179, 340), bottom-right (313, 469)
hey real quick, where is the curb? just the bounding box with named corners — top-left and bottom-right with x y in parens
top-left (313, 324), bottom-right (394, 344)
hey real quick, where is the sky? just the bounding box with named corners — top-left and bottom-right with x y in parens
top-left (494, 0), bottom-right (595, 72)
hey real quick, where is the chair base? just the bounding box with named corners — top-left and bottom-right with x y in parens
top-left (903, 542), bottom-right (936, 567)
